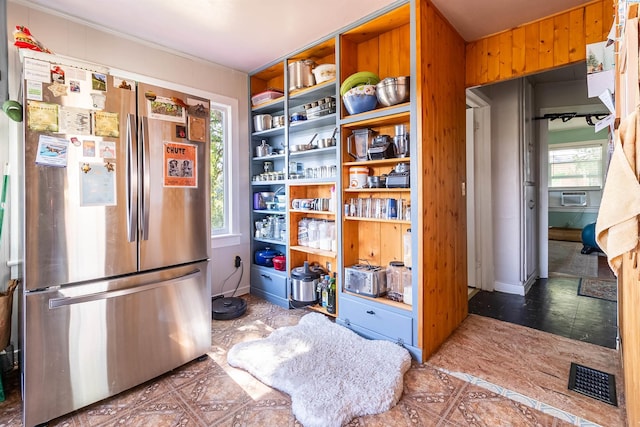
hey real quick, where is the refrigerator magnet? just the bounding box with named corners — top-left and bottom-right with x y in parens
top-left (113, 77), bottom-right (133, 90)
top-left (99, 141), bottom-right (116, 159)
top-left (35, 135), bottom-right (68, 168)
top-left (47, 82), bottom-right (68, 97)
top-left (148, 97), bottom-right (185, 123)
top-left (79, 161), bottom-right (116, 206)
top-left (51, 65), bottom-right (65, 84)
top-left (83, 140), bottom-right (96, 157)
top-left (92, 73), bottom-right (107, 91)
top-left (163, 142), bottom-right (197, 188)
top-left (94, 111), bottom-right (119, 137)
top-left (187, 116), bottom-right (206, 142)
top-left (91, 93), bottom-right (106, 109)
top-left (27, 101), bottom-right (59, 132)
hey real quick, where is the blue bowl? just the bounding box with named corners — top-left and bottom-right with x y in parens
top-left (343, 92), bottom-right (378, 115)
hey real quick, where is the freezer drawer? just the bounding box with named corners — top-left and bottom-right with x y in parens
top-left (22, 261), bottom-right (211, 427)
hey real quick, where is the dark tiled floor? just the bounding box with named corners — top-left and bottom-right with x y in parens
top-left (469, 277), bottom-right (618, 349)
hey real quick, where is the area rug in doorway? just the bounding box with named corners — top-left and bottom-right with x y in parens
top-left (227, 312), bottom-right (411, 427)
top-left (578, 278), bottom-right (617, 302)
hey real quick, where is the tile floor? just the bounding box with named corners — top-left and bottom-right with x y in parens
top-left (0, 294), bottom-right (624, 426)
top-left (468, 276), bottom-right (618, 348)
top-left (468, 241), bottom-right (618, 349)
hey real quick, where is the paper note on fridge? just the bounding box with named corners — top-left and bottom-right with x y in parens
top-left (27, 101), bottom-right (59, 132)
top-left (35, 135), bottom-right (69, 167)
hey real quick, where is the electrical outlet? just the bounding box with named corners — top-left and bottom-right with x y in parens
top-left (234, 256), bottom-right (241, 268)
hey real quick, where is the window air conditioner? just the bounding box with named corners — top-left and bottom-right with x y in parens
top-left (561, 191), bottom-right (587, 207)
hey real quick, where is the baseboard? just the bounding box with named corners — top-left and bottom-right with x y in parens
top-left (494, 281), bottom-right (525, 296)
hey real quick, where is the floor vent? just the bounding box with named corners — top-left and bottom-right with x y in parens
top-left (568, 362), bottom-right (617, 406)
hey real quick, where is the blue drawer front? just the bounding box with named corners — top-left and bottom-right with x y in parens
top-left (251, 266), bottom-right (288, 299)
top-left (339, 297), bottom-right (412, 344)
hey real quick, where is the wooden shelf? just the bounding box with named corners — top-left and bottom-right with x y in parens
top-left (343, 216), bottom-right (410, 224)
top-left (343, 187), bottom-right (410, 193)
top-left (343, 157), bottom-right (410, 167)
top-left (289, 209), bottom-right (336, 216)
top-left (307, 303), bottom-right (337, 318)
top-left (290, 245), bottom-right (337, 258)
top-left (343, 290), bottom-right (412, 312)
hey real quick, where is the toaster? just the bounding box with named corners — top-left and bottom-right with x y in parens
top-left (344, 264), bottom-right (387, 297)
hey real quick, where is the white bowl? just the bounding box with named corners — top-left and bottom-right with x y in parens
top-left (312, 64), bottom-right (336, 84)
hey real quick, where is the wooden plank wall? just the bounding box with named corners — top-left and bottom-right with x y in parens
top-left (417, 0), bottom-right (468, 359)
top-left (615, 4), bottom-right (640, 425)
top-left (465, 0), bottom-right (614, 87)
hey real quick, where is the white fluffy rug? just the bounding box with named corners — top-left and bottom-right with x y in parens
top-left (227, 312), bottom-right (411, 427)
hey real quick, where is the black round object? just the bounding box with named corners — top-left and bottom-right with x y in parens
top-left (212, 297), bottom-right (247, 320)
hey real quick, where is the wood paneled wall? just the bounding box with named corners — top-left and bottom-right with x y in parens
top-left (417, 0), bottom-right (468, 358)
top-left (465, 0), bottom-right (614, 87)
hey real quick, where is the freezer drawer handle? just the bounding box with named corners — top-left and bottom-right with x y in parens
top-left (48, 269), bottom-right (201, 308)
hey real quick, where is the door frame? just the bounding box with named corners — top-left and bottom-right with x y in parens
top-left (466, 89), bottom-right (494, 291)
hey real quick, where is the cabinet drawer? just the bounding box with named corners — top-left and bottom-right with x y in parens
top-left (339, 297), bottom-right (412, 344)
top-left (251, 266), bottom-right (288, 298)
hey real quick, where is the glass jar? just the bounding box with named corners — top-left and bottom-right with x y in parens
top-left (298, 217), bottom-right (309, 246)
top-left (403, 267), bottom-right (413, 305)
top-left (403, 228), bottom-right (412, 268)
top-left (308, 219), bottom-right (319, 249)
top-left (386, 261), bottom-right (405, 302)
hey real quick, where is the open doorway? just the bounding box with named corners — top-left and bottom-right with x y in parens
top-left (466, 62), bottom-right (618, 349)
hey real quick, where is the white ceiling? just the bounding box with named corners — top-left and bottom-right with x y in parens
top-left (20, 0), bottom-right (594, 73)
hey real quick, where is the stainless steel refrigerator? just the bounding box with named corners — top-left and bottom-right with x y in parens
top-left (19, 53), bottom-right (211, 426)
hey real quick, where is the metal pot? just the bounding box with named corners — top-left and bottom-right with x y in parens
top-left (290, 261), bottom-right (320, 303)
top-left (253, 114), bottom-right (272, 132)
top-left (288, 60), bottom-right (316, 91)
top-left (316, 138), bottom-right (335, 148)
top-left (273, 255), bottom-right (286, 271)
top-left (255, 140), bottom-right (271, 157)
top-left (254, 247), bottom-right (280, 267)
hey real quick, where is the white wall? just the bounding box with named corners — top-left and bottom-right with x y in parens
top-left (481, 79), bottom-right (524, 293)
top-left (2, 2), bottom-right (253, 346)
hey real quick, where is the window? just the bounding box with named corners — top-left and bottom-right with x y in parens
top-left (548, 143), bottom-right (603, 188)
top-left (210, 107), bottom-right (226, 234)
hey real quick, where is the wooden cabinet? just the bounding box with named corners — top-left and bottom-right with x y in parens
top-left (248, 0), bottom-right (468, 362)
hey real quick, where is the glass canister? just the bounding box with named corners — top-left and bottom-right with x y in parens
top-left (308, 219), bottom-right (319, 249)
top-left (403, 228), bottom-right (412, 268)
top-left (403, 267), bottom-right (413, 305)
top-left (298, 217), bottom-right (309, 246)
top-left (386, 261), bottom-right (405, 302)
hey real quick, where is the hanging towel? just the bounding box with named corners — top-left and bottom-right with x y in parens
top-left (596, 110), bottom-right (640, 276)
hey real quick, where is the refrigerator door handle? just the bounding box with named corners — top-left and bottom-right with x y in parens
top-left (140, 116), bottom-right (151, 240)
top-left (48, 269), bottom-right (201, 308)
top-left (126, 113), bottom-right (138, 242)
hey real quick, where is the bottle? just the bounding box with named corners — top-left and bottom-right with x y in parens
top-left (321, 275), bottom-right (329, 308)
top-left (316, 278), bottom-right (323, 305)
top-left (327, 273), bottom-right (336, 314)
